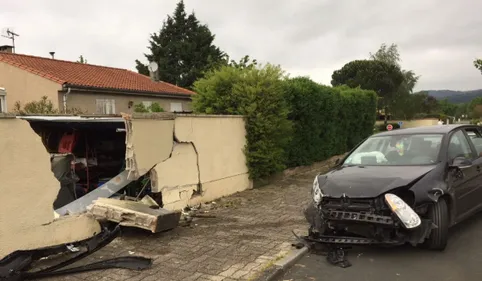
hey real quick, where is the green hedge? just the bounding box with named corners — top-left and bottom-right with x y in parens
top-left (282, 78), bottom-right (377, 167)
top-left (193, 66), bottom-right (377, 179)
top-left (192, 64), bottom-right (292, 180)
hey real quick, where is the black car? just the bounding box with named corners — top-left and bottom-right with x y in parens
top-left (304, 124), bottom-right (482, 250)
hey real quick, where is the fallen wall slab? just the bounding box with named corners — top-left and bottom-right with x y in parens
top-left (55, 170), bottom-right (133, 216)
top-left (0, 118), bottom-right (100, 260)
top-left (89, 197), bottom-right (181, 233)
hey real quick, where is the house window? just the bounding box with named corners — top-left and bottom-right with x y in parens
top-left (96, 99), bottom-right (116, 114)
top-left (170, 102), bottom-right (183, 112)
top-left (0, 94), bottom-right (6, 113)
top-left (142, 101), bottom-right (152, 112)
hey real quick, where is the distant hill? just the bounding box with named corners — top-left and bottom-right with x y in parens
top-left (426, 89), bottom-right (482, 103)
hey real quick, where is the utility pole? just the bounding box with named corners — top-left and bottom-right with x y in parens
top-left (2, 29), bottom-right (19, 53)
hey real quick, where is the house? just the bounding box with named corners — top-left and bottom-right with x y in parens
top-left (0, 46), bottom-right (195, 114)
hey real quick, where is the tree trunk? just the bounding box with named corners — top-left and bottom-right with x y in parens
top-left (384, 105), bottom-right (388, 125)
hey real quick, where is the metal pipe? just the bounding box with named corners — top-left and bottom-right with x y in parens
top-left (63, 87), bottom-right (71, 113)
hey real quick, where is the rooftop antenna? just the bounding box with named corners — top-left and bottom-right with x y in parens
top-left (1, 28), bottom-right (19, 53)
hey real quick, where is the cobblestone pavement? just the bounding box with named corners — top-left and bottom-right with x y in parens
top-left (47, 156), bottom-right (340, 281)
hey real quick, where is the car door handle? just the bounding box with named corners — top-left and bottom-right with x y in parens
top-left (477, 166), bottom-right (481, 172)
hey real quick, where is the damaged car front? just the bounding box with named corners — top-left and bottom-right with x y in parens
top-left (304, 132), bottom-right (450, 250)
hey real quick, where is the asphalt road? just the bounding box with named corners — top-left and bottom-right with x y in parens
top-left (279, 213), bottom-right (482, 281)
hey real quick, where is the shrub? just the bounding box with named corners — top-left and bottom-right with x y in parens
top-left (193, 64), bottom-right (292, 179)
top-left (134, 103), bottom-right (149, 113)
top-left (150, 102), bottom-right (165, 112)
top-left (282, 79), bottom-right (377, 167)
top-left (14, 96), bottom-right (85, 115)
top-left (134, 102), bottom-right (165, 113)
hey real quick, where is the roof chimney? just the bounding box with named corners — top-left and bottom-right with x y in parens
top-left (49, 51), bottom-right (55, 59)
top-left (0, 45), bottom-right (13, 53)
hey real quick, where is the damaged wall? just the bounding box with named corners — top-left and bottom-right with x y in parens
top-left (125, 114), bottom-right (252, 210)
top-left (0, 117), bottom-right (100, 260)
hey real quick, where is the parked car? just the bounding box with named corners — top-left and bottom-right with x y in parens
top-left (304, 124), bottom-right (482, 250)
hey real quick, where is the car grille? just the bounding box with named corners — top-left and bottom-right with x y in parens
top-left (321, 196), bottom-right (389, 214)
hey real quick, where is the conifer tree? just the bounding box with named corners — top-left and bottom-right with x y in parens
top-left (135, 0), bottom-right (226, 88)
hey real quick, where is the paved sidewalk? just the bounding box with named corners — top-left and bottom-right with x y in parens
top-left (49, 155), bottom-right (340, 281)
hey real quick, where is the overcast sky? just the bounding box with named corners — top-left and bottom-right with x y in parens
top-left (1, 0), bottom-right (481, 91)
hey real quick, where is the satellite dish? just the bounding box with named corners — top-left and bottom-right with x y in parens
top-left (148, 61), bottom-right (158, 72)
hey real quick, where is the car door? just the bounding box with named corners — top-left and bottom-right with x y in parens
top-left (461, 127), bottom-right (482, 212)
top-left (448, 129), bottom-right (480, 219)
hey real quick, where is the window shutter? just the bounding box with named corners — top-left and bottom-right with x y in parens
top-left (170, 102), bottom-right (183, 112)
top-left (111, 100), bottom-right (116, 114)
top-left (96, 99), bottom-right (105, 114)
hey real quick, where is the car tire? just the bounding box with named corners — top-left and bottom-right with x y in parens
top-left (422, 197), bottom-right (449, 251)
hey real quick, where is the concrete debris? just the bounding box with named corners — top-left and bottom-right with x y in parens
top-left (140, 195), bottom-right (160, 209)
top-left (88, 197), bottom-right (181, 233)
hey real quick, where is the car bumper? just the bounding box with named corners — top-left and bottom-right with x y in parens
top-left (303, 203), bottom-right (433, 246)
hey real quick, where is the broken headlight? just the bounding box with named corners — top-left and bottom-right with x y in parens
top-left (384, 193), bottom-right (421, 229)
top-left (312, 176), bottom-right (324, 205)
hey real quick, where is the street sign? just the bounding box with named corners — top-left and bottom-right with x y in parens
top-left (398, 121), bottom-right (403, 128)
top-left (387, 124), bottom-right (393, 131)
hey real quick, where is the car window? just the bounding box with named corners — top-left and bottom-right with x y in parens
top-left (465, 128), bottom-right (482, 157)
top-left (448, 130), bottom-right (473, 161)
top-left (343, 134), bottom-right (443, 166)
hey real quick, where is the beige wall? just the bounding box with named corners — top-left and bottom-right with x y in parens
top-left (0, 113), bottom-right (249, 257)
top-left (0, 118), bottom-right (100, 259)
top-left (125, 114), bottom-right (251, 210)
top-left (0, 62), bottom-right (62, 112)
top-left (66, 91), bottom-right (192, 114)
top-left (376, 118), bottom-right (439, 129)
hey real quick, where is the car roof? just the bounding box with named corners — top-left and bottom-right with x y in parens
top-left (374, 124), bottom-right (479, 137)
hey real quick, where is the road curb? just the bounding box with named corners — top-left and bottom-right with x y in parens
top-left (254, 246), bottom-right (309, 281)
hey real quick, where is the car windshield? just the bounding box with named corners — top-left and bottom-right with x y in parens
top-left (343, 134), bottom-right (444, 166)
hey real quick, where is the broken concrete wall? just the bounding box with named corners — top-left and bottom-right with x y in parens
top-left (124, 114), bottom-right (174, 180)
top-left (0, 117), bottom-right (101, 260)
top-left (125, 114), bottom-right (252, 210)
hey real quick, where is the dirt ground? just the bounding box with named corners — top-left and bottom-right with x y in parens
top-left (46, 155), bottom-right (341, 281)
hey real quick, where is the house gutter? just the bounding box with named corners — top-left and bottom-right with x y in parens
top-left (62, 87), bottom-right (71, 113)
top-left (65, 85), bottom-right (194, 100)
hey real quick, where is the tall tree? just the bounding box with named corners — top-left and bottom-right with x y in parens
top-left (474, 58), bottom-right (482, 74)
top-left (369, 43), bottom-right (401, 66)
top-left (135, 0), bottom-right (226, 89)
top-left (331, 59), bottom-right (404, 123)
top-left (77, 55), bottom-right (87, 64)
top-left (369, 43), bottom-right (421, 120)
top-left (228, 55), bottom-right (257, 69)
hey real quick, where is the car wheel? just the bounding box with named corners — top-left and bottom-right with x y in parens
top-left (422, 197), bottom-right (449, 251)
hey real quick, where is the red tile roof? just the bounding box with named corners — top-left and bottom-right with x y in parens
top-left (0, 52), bottom-right (195, 96)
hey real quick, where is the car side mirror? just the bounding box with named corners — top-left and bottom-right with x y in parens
top-left (334, 158), bottom-right (340, 165)
top-left (450, 156), bottom-right (472, 169)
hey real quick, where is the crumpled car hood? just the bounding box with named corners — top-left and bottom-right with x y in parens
top-left (319, 165), bottom-right (437, 198)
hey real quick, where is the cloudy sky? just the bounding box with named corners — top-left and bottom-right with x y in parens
top-left (1, 0), bottom-right (481, 91)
